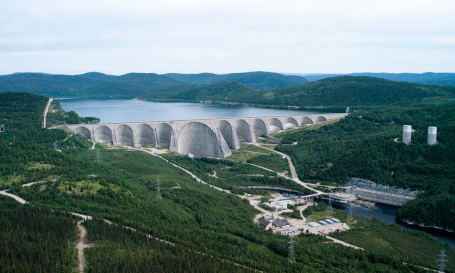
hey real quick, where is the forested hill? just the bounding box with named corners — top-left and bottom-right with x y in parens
top-left (148, 76), bottom-right (455, 107)
top-left (302, 72), bottom-right (455, 87)
top-left (276, 103), bottom-right (455, 230)
top-left (162, 71), bottom-right (308, 90)
top-left (149, 81), bottom-right (259, 102)
top-left (0, 72), bottom-right (193, 98)
top-left (0, 71), bottom-right (309, 98)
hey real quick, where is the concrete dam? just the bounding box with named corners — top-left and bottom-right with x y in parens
top-left (67, 113), bottom-right (347, 158)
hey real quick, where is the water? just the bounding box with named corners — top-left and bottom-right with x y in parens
top-left (333, 201), bottom-right (455, 248)
top-left (57, 99), bottom-right (336, 124)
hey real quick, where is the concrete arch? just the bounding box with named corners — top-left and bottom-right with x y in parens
top-left (177, 122), bottom-right (224, 158)
top-left (75, 126), bottom-right (91, 139)
top-left (157, 123), bottom-right (173, 148)
top-left (253, 119), bottom-right (268, 137)
top-left (300, 117), bottom-right (314, 125)
top-left (284, 117), bottom-right (299, 128)
top-left (136, 124), bottom-right (155, 146)
top-left (235, 119), bottom-right (253, 142)
top-left (269, 118), bottom-right (284, 132)
top-left (95, 126), bottom-right (113, 144)
top-left (116, 124), bottom-right (134, 146)
top-left (316, 116), bottom-right (327, 122)
top-left (219, 120), bottom-right (236, 149)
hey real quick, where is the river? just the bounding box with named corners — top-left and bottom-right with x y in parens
top-left (333, 201), bottom-right (455, 248)
top-left (57, 99), bottom-right (335, 123)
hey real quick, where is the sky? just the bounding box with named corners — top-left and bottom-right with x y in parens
top-left (0, 0), bottom-right (454, 75)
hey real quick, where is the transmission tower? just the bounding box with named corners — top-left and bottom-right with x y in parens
top-left (53, 141), bottom-right (58, 151)
top-left (327, 193), bottom-right (333, 212)
top-left (95, 148), bottom-right (102, 163)
top-left (288, 236), bottom-right (296, 263)
top-left (347, 201), bottom-right (353, 222)
top-left (437, 250), bottom-right (447, 272)
top-left (156, 177), bottom-right (162, 200)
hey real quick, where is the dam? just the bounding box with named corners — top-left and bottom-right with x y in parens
top-left (67, 113), bottom-right (347, 158)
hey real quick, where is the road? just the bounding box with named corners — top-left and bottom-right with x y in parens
top-left (42, 98), bottom-right (53, 128)
top-left (246, 143), bottom-right (324, 196)
top-left (76, 221), bottom-right (94, 273)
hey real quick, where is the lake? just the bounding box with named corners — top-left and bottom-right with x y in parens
top-left (57, 99), bottom-right (336, 124)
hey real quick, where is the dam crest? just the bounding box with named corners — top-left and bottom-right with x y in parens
top-left (67, 114), bottom-right (348, 158)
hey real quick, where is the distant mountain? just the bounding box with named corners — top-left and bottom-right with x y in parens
top-left (0, 73), bottom-right (193, 98)
top-left (296, 72), bottom-right (455, 86)
top-left (149, 76), bottom-right (455, 107)
top-left (162, 71), bottom-right (308, 90)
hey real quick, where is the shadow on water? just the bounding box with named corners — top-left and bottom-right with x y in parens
top-left (333, 201), bottom-right (455, 249)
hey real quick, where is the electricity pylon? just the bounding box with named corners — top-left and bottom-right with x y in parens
top-left (327, 193), bottom-right (333, 212)
top-left (437, 250), bottom-right (447, 272)
top-left (347, 201), bottom-right (353, 221)
top-left (95, 148), bottom-right (101, 163)
top-left (288, 236), bottom-right (295, 263)
top-left (156, 177), bottom-right (162, 200)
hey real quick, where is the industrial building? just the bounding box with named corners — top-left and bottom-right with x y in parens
top-left (258, 219), bottom-right (271, 229)
top-left (272, 219), bottom-right (290, 228)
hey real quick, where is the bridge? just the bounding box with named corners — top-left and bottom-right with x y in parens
top-left (67, 113), bottom-right (347, 158)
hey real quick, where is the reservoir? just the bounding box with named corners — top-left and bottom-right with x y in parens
top-left (57, 99), bottom-right (335, 124)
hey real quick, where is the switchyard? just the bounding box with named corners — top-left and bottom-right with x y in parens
top-left (346, 178), bottom-right (421, 207)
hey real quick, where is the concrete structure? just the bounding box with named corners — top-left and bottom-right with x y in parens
top-left (428, 126), bottom-right (437, 145)
top-left (67, 113), bottom-right (347, 158)
top-left (403, 125), bottom-right (412, 144)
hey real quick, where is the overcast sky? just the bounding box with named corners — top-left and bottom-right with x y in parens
top-left (1, 0), bottom-right (454, 75)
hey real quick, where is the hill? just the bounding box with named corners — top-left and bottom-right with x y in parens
top-left (163, 71), bottom-right (308, 90)
top-left (276, 103), bottom-right (455, 231)
top-left (148, 76), bottom-right (455, 107)
top-left (0, 72), bottom-right (193, 98)
top-left (149, 81), bottom-right (260, 102)
top-left (300, 72), bottom-right (455, 86)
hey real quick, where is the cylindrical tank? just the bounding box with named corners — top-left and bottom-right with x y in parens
top-left (403, 125), bottom-right (412, 144)
top-left (428, 126), bottom-right (437, 145)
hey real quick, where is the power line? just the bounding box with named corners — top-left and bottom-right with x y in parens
top-left (437, 250), bottom-right (447, 272)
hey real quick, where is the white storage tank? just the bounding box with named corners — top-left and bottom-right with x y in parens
top-left (428, 127), bottom-right (437, 145)
top-left (403, 125), bottom-right (412, 144)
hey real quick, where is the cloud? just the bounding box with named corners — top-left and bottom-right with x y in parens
top-left (0, 0), bottom-right (454, 74)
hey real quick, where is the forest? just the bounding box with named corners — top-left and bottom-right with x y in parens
top-left (2, 92), bottom-right (451, 272)
top-left (146, 76), bottom-right (455, 107)
top-left (275, 103), bottom-right (455, 230)
top-left (0, 195), bottom-right (78, 273)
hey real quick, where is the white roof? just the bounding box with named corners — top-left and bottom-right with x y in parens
top-left (276, 200), bottom-right (293, 204)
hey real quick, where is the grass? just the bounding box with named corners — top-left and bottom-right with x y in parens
top-left (27, 162), bottom-right (54, 170)
top-left (228, 143), bottom-right (273, 162)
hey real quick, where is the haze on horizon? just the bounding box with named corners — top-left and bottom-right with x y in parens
top-left (1, 0), bottom-right (454, 75)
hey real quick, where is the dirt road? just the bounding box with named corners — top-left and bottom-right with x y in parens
top-left (76, 221), bottom-right (94, 273)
